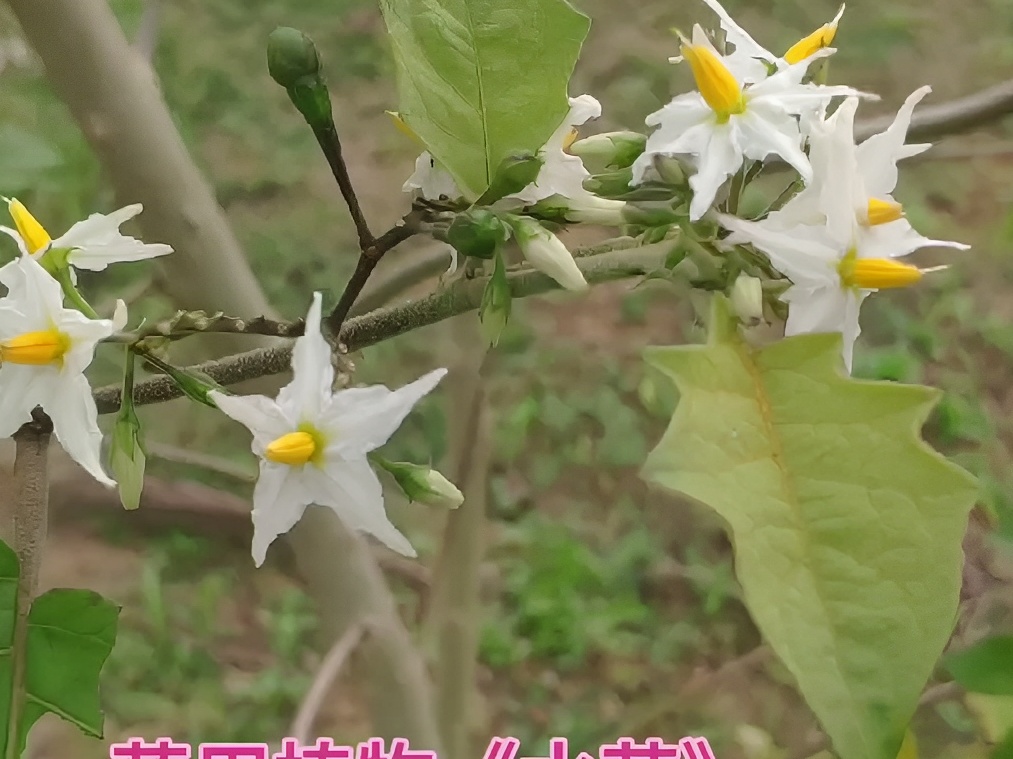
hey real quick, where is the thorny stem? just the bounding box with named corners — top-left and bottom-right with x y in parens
top-left (93, 241), bottom-right (676, 415)
top-left (7, 410), bottom-right (53, 759)
top-left (326, 211), bottom-right (426, 335)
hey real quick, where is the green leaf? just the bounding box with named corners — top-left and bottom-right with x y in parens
top-left (378, 0), bottom-right (590, 198)
top-left (641, 299), bottom-right (978, 759)
top-left (0, 540), bottom-right (119, 756)
top-left (947, 637), bottom-right (1013, 695)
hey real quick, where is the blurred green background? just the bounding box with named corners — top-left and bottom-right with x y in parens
top-left (1, 0), bottom-right (1012, 757)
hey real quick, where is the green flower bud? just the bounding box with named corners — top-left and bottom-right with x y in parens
top-left (374, 456), bottom-right (464, 509)
top-left (110, 409), bottom-right (146, 511)
top-left (446, 208), bottom-right (510, 260)
top-left (730, 273), bottom-right (765, 326)
top-left (480, 252), bottom-right (512, 346)
top-left (267, 27), bottom-right (322, 88)
top-left (652, 154), bottom-right (688, 186)
top-left (477, 152), bottom-right (544, 205)
top-left (569, 131), bottom-right (647, 171)
top-left (583, 167), bottom-right (634, 198)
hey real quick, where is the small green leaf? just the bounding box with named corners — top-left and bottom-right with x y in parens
top-left (378, 0), bottom-right (590, 198)
top-left (0, 540), bottom-right (119, 755)
top-left (947, 637), bottom-right (1013, 695)
top-left (642, 298), bottom-right (978, 759)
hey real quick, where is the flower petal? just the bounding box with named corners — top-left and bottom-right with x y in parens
top-left (0, 364), bottom-right (48, 438)
top-left (48, 372), bottom-right (115, 486)
top-left (687, 124), bottom-right (744, 220)
top-left (322, 368), bottom-right (448, 455)
top-left (306, 458), bottom-right (417, 557)
top-left (209, 391), bottom-right (291, 454)
top-left (856, 85), bottom-right (932, 197)
top-left (50, 205), bottom-right (173, 271)
top-left (403, 152), bottom-right (463, 200)
top-left (276, 291), bottom-right (333, 421)
top-left (250, 465), bottom-right (310, 566)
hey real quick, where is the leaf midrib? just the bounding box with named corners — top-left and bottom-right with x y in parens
top-left (460, 0), bottom-right (492, 187)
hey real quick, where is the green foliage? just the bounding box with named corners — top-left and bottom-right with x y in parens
top-left (0, 540), bottom-right (119, 757)
top-left (642, 298), bottom-right (979, 759)
top-left (946, 637), bottom-right (1013, 696)
top-left (377, 0), bottom-right (590, 197)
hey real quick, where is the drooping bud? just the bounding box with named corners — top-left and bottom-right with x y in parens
top-left (510, 215), bottom-right (587, 291)
top-left (477, 151), bottom-right (543, 205)
top-left (267, 27), bottom-right (322, 88)
top-left (559, 195), bottom-right (628, 226)
top-left (374, 455), bottom-right (464, 509)
top-left (730, 273), bottom-right (765, 326)
top-left (783, 5), bottom-right (845, 65)
top-left (110, 407), bottom-right (146, 510)
top-left (446, 208), bottom-right (510, 260)
top-left (680, 36), bottom-right (745, 120)
top-left (865, 197), bottom-right (904, 226)
top-left (568, 131), bottom-right (647, 171)
top-left (479, 251), bottom-right (512, 347)
top-left (7, 198), bottom-right (51, 254)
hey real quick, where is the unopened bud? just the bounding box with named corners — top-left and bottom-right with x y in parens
top-left (583, 167), bottom-right (634, 198)
top-left (569, 131), bottom-right (647, 171)
top-left (480, 252), bottom-right (512, 346)
top-left (730, 273), bottom-right (765, 326)
top-left (374, 456), bottom-right (464, 509)
top-left (653, 154), bottom-right (688, 186)
top-left (110, 411), bottom-right (145, 510)
top-left (267, 27), bottom-right (321, 88)
top-left (533, 194), bottom-right (627, 226)
top-left (478, 152), bottom-right (543, 205)
top-left (622, 200), bottom-right (681, 227)
top-left (446, 209), bottom-right (510, 259)
top-left (510, 215), bottom-right (587, 291)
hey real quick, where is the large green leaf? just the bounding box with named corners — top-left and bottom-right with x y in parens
top-left (378, 0), bottom-right (590, 198)
top-left (0, 540), bottom-right (119, 756)
top-left (642, 300), bottom-right (978, 759)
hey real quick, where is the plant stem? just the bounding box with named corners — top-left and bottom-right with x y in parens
top-left (55, 268), bottom-right (99, 319)
top-left (93, 240), bottom-right (676, 414)
top-left (311, 121), bottom-right (375, 253)
top-left (7, 411), bottom-right (53, 759)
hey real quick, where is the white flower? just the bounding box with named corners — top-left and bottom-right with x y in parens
top-left (511, 216), bottom-right (587, 291)
top-left (505, 94), bottom-right (602, 206)
top-left (403, 151), bottom-right (464, 201)
top-left (0, 198), bottom-right (172, 272)
top-left (694, 0), bottom-right (846, 84)
top-left (209, 292), bottom-right (447, 566)
top-left (714, 96), bottom-right (969, 372)
top-left (632, 24), bottom-right (868, 221)
top-left (0, 253), bottom-right (116, 485)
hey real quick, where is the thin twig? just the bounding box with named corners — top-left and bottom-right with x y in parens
top-left (326, 210), bottom-right (426, 334)
top-left (312, 122), bottom-right (375, 253)
top-left (8, 410), bottom-right (53, 759)
top-left (93, 240), bottom-right (676, 414)
top-left (145, 442), bottom-right (256, 483)
top-left (290, 622), bottom-right (368, 746)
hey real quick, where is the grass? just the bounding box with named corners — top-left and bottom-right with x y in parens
top-left (0, 0), bottom-right (1012, 756)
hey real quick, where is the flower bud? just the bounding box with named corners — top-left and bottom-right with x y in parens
top-left (446, 208), bottom-right (509, 260)
top-left (730, 273), bottom-right (765, 326)
top-left (267, 27), bottom-right (322, 88)
top-left (477, 152), bottom-right (543, 205)
top-left (110, 410), bottom-right (145, 510)
top-left (374, 456), bottom-right (464, 509)
top-left (568, 131), bottom-right (647, 171)
top-left (583, 167), bottom-right (634, 199)
top-left (510, 216), bottom-right (587, 291)
top-left (561, 195), bottom-right (628, 226)
top-left (480, 252), bottom-right (512, 346)
top-left (652, 154), bottom-right (688, 186)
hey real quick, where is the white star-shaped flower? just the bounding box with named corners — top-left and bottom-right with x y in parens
top-left (0, 198), bottom-right (172, 273)
top-left (402, 151), bottom-right (464, 201)
top-left (0, 253), bottom-right (117, 485)
top-left (209, 292), bottom-right (448, 566)
top-left (632, 24), bottom-right (868, 221)
top-left (714, 96), bottom-right (969, 372)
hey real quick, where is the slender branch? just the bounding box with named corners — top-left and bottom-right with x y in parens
top-left (348, 243), bottom-right (455, 318)
top-left (290, 622), bottom-right (367, 746)
top-left (7, 410), bottom-right (53, 759)
top-left (312, 120), bottom-right (375, 252)
top-left (94, 240), bottom-right (675, 414)
top-left (326, 211), bottom-right (426, 334)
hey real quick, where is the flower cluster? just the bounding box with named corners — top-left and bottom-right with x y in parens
top-left (397, 0), bottom-right (968, 373)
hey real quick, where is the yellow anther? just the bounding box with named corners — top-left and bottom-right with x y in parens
top-left (680, 43), bottom-right (746, 121)
top-left (0, 328), bottom-right (70, 366)
top-left (386, 110), bottom-right (423, 145)
top-left (866, 198), bottom-right (904, 226)
top-left (8, 199), bottom-right (52, 255)
top-left (838, 253), bottom-right (922, 290)
top-left (264, 431), bottom-right (317, 466)
top-left (784, 6), bottom-right (844, 65)
top-left (562, 127), bottom-right (580, 152)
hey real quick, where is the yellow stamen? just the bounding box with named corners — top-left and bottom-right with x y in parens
top-left (865, 197), bottom-right (904, 226)
top-left (838, 253), bottom-right (923, 290)
top-left (264, 430), bottom-right (318, 466)
top-left (8, 198), bottom-right (52, 255)
top-left (386, 110), bottom-right (423, 145)
top-left (680, 43), bottom-right (745, 121)
top-left (562, 127), bottom-right (580, 153)
top-left (0, 328), bottom-right (70, 366)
